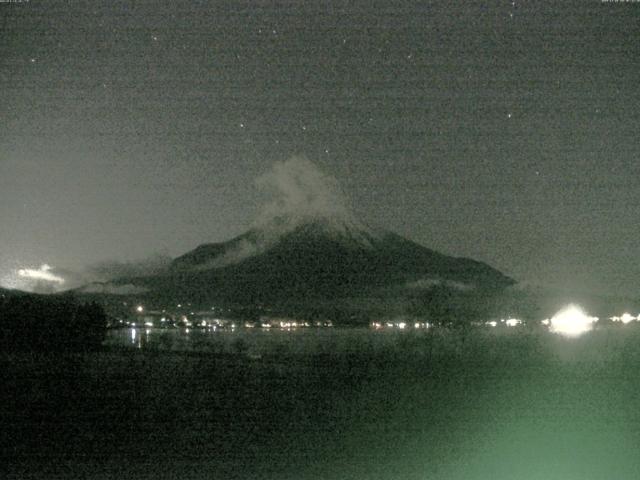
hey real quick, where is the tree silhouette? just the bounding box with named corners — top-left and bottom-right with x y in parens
top-left (0, 293), bottom-right (107, 352)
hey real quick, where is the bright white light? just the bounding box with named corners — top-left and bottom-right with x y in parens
top-left (17, 264), bottom-right (65, 284)
top-left (504, 318), bottom-right (522, 327)
top-left (486, 321), bottom-right (497, 328)
top-left (398, 322), bottom-right (406, 329)
top-left (549, 304), bottom-right (598, 337)
top-left (620, 313), bottom-right (635, 324)
top-left (136, 305), bottom-right (144, 313)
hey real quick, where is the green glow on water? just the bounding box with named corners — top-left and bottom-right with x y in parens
top-left (9, 328), bottom-right (640, 479)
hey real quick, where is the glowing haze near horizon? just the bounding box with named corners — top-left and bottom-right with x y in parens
top-left (1, 1), bottom-right (639, 295)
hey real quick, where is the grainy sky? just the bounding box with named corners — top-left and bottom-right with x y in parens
top-left (1, 0), bottom-right (639, 295)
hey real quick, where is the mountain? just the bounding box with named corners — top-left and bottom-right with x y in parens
top-left (96, 217), bottom-right (514, 320)
top-left (173, 219), bottom-right (511, 292)
top-left (0, 287), bottom-right (28, 299)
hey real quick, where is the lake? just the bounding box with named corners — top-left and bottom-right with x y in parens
top-left (105, 325), bottom-right (432, 356)
top-left (5, 326), bottom-right (640, 479)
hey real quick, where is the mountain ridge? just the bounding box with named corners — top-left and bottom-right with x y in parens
top-left (172, 219), bottom-right (511, 284)
top-left (96, 218), bottom-right (515, 314)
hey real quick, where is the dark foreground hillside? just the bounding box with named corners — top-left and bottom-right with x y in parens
top-left (3, 329), bottom-right (640, 479)
top-left (0, 292), bottom-right (106, 352)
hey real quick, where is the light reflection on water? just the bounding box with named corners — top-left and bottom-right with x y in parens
top-left (97, 326), bottom-right (640, 479)
top-left (106, 326), bottom-right (402, 356)
top-left (104, 325), bottom-right (640, 363)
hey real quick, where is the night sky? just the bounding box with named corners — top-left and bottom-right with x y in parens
top-left (1, 1), bottom-right (639, 295)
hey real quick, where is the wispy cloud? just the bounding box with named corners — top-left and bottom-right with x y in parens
top-left (1, 254), bottom-right (171, 294)
top-left (254, 155), bottom-right (359, 231)
top-left (85, 254), bottom-right (171, 281)
top-left (17, 264), bottom-right (65, 285)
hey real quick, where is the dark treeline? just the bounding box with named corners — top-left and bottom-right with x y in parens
top-left (0, 292), bottom-right (107, 352)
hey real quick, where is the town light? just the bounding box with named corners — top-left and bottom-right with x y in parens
top-left (549, 304), bottom-right (597, 337)
top-left (620, 313), bottom-right (635, 324)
